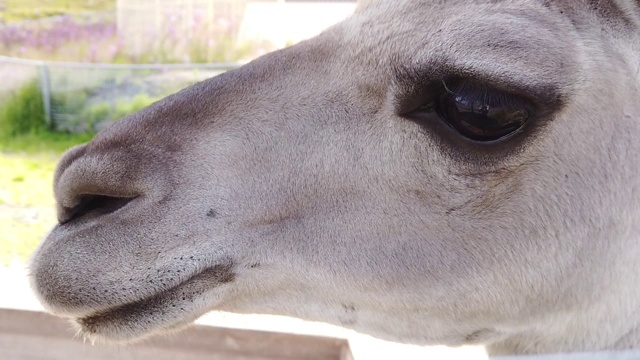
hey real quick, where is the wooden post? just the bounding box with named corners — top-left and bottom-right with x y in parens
top-left (38, 63), bottom-right (52, 128)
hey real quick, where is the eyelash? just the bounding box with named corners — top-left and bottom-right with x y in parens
top-left (437, 80), bottom-right (530, 111)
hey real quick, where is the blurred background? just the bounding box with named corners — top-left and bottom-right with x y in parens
top-left (0, 2), bottom-right (486, 358)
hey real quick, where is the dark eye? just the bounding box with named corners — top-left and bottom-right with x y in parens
top-left (422, 81), bottom-right (531, 142)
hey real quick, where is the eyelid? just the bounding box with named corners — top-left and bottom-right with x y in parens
top-left (392, 64), bottom-right (565, 115)
top-left (394, 80), bottom-right (444, 115)
top-left (438, 79), bottom-right (535, 112)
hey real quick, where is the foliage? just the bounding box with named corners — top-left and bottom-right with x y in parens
top-left (0, 10), bottom-right (273, 64)
top-left (113, 93), bottom-right (159, 119)
top-left (50, 91), bottom-right (160, 132)
top-left (0, 81), bottom-right (47, 138)
top-left (83, 101), bottom-right (110, 128)
top-left (2, 0), bottom-right (115, 23)
top-left (0, 13), bottom-right (120, 62)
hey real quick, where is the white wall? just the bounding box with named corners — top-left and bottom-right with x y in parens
top-left (116, 0), bottom-right (356, 59)
top-left (238, 2), bottom-right (356, 48)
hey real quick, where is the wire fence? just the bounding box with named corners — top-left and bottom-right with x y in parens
top-left (0, 55), bottom-right (240, 132)
top-left (0, 1), bottom-right (356, 134)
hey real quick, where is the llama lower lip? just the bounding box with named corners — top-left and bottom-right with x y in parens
top-left (77, 264), bottom-right (236, 341)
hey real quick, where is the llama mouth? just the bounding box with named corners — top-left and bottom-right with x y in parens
top-left (76, 264), bottom-right (235, 342)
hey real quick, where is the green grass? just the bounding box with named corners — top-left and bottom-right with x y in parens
top-left (0, 131), bottom-right (93, 265)
top-left (3, 0), bottom-right (116, 22)
top-left (0, 131), bottom-right (95, 154)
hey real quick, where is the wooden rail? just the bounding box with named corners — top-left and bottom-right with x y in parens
top-left (0, 308), bottom-right (353, 360)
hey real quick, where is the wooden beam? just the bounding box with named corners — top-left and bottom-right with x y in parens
top-left (0, 308), bottom-right (353, 360)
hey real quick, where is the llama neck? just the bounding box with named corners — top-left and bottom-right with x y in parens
top-left (487, 237), bottom-right (640, 355)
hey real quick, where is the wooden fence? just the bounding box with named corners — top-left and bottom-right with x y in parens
top-left (0, 308), bottom-right (353, 360)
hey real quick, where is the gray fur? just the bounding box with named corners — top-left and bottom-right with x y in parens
top-left (29, 0), bottom-right (640, 355)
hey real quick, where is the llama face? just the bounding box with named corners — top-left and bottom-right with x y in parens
top-left (29, 0), bottom-right (640, 354)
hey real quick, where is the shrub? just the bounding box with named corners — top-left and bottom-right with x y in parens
top-left (114, 93), bottom-right (158, 119)
top-left (50, 90), bottom-right (90, 132)
top-left (0, 81), bottom-right (47, 138)
top-left (82, 101), bottom-right (111, 129)
top-left (52, 90), bottom-right (88, 115)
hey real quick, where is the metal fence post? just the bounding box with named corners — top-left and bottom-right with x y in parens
top-left (38, 63), bottom-right (52, 128)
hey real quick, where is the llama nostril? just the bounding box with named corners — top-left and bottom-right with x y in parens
top-left (60, 195), bottom-right (136, 225)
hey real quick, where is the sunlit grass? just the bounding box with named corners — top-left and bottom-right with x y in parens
top-left (3, 0), bottom-right (115, 22)
top-left (0, 131), bottom-right (93, 265)
top-left (0, 153), bottom-right (57, 207)
top-left (0, 131), bottom-right (94, 154)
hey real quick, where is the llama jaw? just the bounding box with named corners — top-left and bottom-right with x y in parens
top-left (76, 265), bottom-right (235, 343)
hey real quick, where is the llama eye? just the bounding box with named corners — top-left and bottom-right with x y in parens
top-left (423, 81), bottom-right (531, 142)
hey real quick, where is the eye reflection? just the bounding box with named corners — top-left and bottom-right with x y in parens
top-left (434, 83), bottom-right (531, 142)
